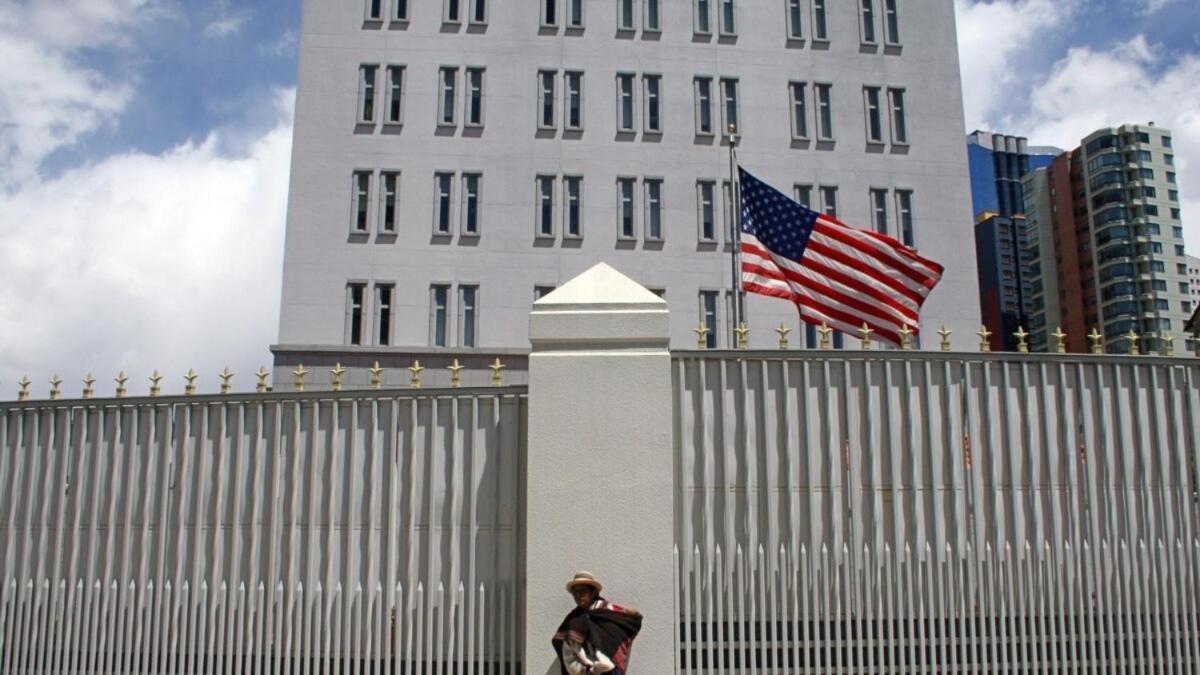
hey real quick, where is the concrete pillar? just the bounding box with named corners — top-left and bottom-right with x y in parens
top-left (523, 262), bottom-right (673, 675)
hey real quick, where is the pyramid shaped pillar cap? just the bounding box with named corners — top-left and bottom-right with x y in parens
top-left (529, 262), bottom-right (669, 350)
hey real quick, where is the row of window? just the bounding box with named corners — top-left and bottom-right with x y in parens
top-left (365, 0), bottom-right (902, 45)
top-left (358, 64), bottom-right (909, 145)
top-left (348, 169), bottom-right (919, 246)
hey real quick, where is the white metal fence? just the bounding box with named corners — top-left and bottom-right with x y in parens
top-left (673, 352), bottom-right (1200, 672)
top-left (0, 389), bottom-right (525, 674)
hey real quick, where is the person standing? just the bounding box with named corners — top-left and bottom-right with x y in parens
top-left (552, 572), bottom-right (643, 675)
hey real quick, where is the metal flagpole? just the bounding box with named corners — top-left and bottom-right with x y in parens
top-left (726, 123), bottom-right (743, 330)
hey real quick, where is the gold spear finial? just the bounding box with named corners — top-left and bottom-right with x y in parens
top-left (49, 374), bottom-right (63, 400)
top-left (977, 325), bottom-right (993, 353)
top-left (369, 361), bottom-right (384, 389)
top-left (218, 368), bottom-right (234, 394)
top-left (1088, 328), bottom-right (1104, 354)
top-left (817, 323), bottom-right (833, 350)
top-left (448, 359), bottom-right (465, 388)
top-left (1013, 326), bottom-right (1029, 353)
top-left (329, 363), bottom-right (346, 392)
top-left (775, 324), bottom-right (791, 350)
top-left (1125, 329), bottom-right (1140, 355)
top-left (489, 358), bottom-right (506, 386)
top-left (184, 369), bottom-right (199, 395)
top-left (149, 371), bottom-right (163, 397)
top-left (292, 365), bottom-right (308, 392)
top-left (735, 323), bottom-right (750, 350)
top-left (694, 323), bottom-right (711, 349)
top-left (114, 372), bottom-right (128, 398)
top-left (898, 324), bottom-right (914, 350)
top-left (937, 325), bottom-right (952, 352)
top-left (408, 360), bottom-right (424, 388)
top-left (82, 373), bottom-right (96, 400)
top-left (17, 375), bottom-right (31, 401)
top-left (1161, 334), bottom-right (1174, 357)
top-left (1051, 327), bottom-right (1067, 354)
top-left (255, 367), bottom-right (270, 393)
top-left (858, 322), bottom-right (874, 350)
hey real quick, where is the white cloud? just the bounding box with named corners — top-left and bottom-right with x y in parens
top-left (1133, 0), bottom-right (1175, 16)
top-left (203, 11), bottom-right (252, 39)
top-left (0, 0), bottom-right (170, 187)
top-left (0, 90), bottom-right (294, 397)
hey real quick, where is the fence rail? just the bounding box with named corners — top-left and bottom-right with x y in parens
top-left (0, 389), bottom-right (526, 673)
top-left (673, 352), bottom-right (1200, 672)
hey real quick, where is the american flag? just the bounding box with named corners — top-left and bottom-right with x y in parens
top-left (738, 167), bottom-right (944, 347)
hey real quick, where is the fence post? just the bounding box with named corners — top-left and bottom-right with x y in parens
top-left (523, 262), bottom-right (674, 675)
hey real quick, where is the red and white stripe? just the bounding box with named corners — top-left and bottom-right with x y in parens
top-left (741, 213), bottom-right (944, 347)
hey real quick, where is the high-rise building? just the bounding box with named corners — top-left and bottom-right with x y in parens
top-left (1187, 254), bottom-right (1200, 300)
top-left (272, 0), bottom-right (981, 386)
top-left (966, 131), bottom-right (1060, 351)
top-left (1025, 124), bottom-right (1191, 354)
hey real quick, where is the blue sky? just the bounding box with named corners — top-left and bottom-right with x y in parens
top-left (1, 0), bottom-right (1199, 394)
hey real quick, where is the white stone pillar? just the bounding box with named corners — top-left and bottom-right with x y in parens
top-left (523, 263), bottom-right (674, 675)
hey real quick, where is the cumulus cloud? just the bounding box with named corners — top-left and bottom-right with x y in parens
top-left (0, 91), bottom-right (294, 397)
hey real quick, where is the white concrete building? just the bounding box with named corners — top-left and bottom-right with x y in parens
top-left (273, 0), bottom-right (980, 384)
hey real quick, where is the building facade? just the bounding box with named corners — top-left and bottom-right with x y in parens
top-left (966, 131), bottom-right (1059, 350)
top-left (273, 0), bottom-right (981, 384)
top-left (1025, 124), bottom-right (1191, 354)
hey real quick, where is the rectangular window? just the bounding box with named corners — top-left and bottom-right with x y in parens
top-left (459, 285), bottom-right (478, 347)
top-left (348, 283), bottom-right (367, 346)
top-left (789, 82), bottom-right (808, 140)
top-left (542, 0), bottom-right (558, 26)
top-left (864, 86), bottom-right (883, 143)
top-left (466, 67), bottom-right (485, 126)
top-left (644, 75), bottom-right (662, 133)
top-left (471, 0), bottom-right (487, 24)
top-left (565, 71), bottom-right (584, 130)
top-left (393, 0), bottom-right (409, 20)
top-left (352, 171), bottom-right (372, 233)
top-left (787, 0), bottom-right (803, 38)
top-left (539, 70), bottom-right (557, 129)
top-left (1163, 136), bottom-right (1172, 148)
top-left (896, 190), bottom-right (914, 246)
top-left (564, 176), bottom-right (583, 238)
top-left (536, 175), bottom-right (556, 237)
top-left (359, 65), bottom-right (378, 124)
top-left (617, 73), bottom-right (636, 132)
top-left (434, 172), bottom-right (454, 234)
top-left (888, 88), bottom-right (907, 144)
top-left (367, 0), bottom-right (384, 20)
top-left (794, 183), bottom-right (812, 209)
top-left (700, 290), bottom-right (720, 348)
top-left (720, 78), bottom-right (739, 134)
top-left (439, 67), bottom-right (458, 126)
top-left (431, 285), bottom-right (450, 347)
top-left (698, 180), bottom-right (717, 242)
top-left (385, 66), bottom-right (405, 124)
top-left (618, 177), bottom-right (637, 239)
top-left (860, 0), bottom-right (876, 43)
top-left (1167, 172), bottom-right (1176, 184)
top-left (618, 0), bottom-right (635, 30)
top-left (380, 171), bottom-right (400, 233)
top-left (695, 0), bottom-right (711, 34)
top-left (1176, 244), bottom-right (1187, 257)
top-left (815, 83), bottom-right (833, 140)
top-left (445, 0), bottom-right (461, 23)
top-left (568, 0), bottom-right (584, 27)
top-left (1168, 189), bottom-right (1178, 202)
top-left (884, 0), bottom-right (900, 44)
top-left (812, 0), bottom-right (828, 40)
top-left (820, 185), bottom-right (838, 217)
top-left (645, 0), bottom-right (661, 31)
top-left (870, 188), bottom-right (889, 234)
top-left (645, 178), bottom-right (663, 241)
top-left (695, 77), bottom-right (714, 135)
top-left (720, 0), bottom-right (736, 35)
top-left (375, 284), bottom-right (394, 346)
top-left (1165, 154), bottom-right (1174, 165)
top-left (462, 173), bottom-right (481, 235)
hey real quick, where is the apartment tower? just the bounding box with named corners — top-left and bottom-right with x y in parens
top-left (273, 0), bottom-right (980, 385)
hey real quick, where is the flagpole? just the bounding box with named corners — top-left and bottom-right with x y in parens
top-left (727, 123), bottom-right (743, 330)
